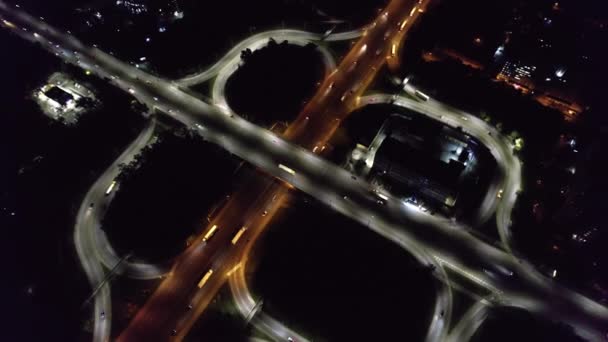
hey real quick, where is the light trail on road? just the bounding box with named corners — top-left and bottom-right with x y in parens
top-left (3, 1), bottom-right (608, 341)
top-left (120, 0), bottom-right (433, 340)
top-left (74, 120), bottom-right (158, 342)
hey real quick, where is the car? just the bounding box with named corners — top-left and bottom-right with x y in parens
top-left (288, 338), bottom-right (294, 342)
top-left (100, 311), bottom-right (105, 320)
top-left (497, 189), bottom-right (504, 199)
top-left (262, 210), bottom-right (268, 217)
top-left (187, 304), bottom-right (193, 310)
top-left (171, 329), bottom-right (177, 336)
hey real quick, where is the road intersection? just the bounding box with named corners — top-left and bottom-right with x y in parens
top-left (2, 1), bottom-right (607, 341)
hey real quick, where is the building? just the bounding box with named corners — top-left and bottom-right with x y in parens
top-left (43, 86), bottom-right (74, 107)
top-left (366, 114), bottom-right (481, 210)
top-left (34, 73), bottom-right (97, 125)
top-left (496, 60), bottom-right (537, 93)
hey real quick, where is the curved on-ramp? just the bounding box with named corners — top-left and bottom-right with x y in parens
top-left (74, 119), bottom-right (165, 342)
top-left (176, 28), bottom-right (362, 87)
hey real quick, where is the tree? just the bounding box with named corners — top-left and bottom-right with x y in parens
top-left (240, 48), bottom-right (253, 62)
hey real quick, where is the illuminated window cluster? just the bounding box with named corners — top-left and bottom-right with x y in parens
top-left (115, 0), bottom-right (148, 15)
top-left (499, 61), bottom-right (537, 81)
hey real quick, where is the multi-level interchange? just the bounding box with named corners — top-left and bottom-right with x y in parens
top-left (3, 0), bottom-right (607, 341)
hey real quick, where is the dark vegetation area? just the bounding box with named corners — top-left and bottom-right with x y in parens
top-left (103, 130), bottom-right (240, 263)
top-left (397, 0), bottom-right (608, 304)
top-left (9, 0), bottom-right (387, 78)
top-left (3, 32), bottom-right (144, 341)
top-left (225, 40), bottom-right (325, 127)
top-left (251, 196), bottom-right (437, 342)
top-left (472, 307), bottom-right (585, 342)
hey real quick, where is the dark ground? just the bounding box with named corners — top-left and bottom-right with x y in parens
top-left (2, 31), bottom-right (145, 341)
top-left (6, 0), bottom-right (608, 340)
top-left (250, 195), bottom-right (437, 342)
top-left (392, 0), bottom-right (608, 305)
top-left (472, 307), bottom-right (586, 342)
top-left (102, 130), bottom-right (241, 263)
top-left (224, 40), bottom-right (326, 127)
top-left (7, 0), bottom-right (388, 78)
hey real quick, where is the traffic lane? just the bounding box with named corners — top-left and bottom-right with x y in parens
top-left (174, 177), bottom-right (291, 339)
top-left (119, 170), bottom-right (278, 341)
top-left (3, 0), bottom-right (490, 336)
top-left (73, 118), bottom-right (156, 342)
top-left (418, 96), bottom-right (523, 248)
top-left (0, 12), bottom-right (314, 334)
top-left (2, 4), bottom-right (420, 232)
top-left (253, 313), bottom-right (306, 342)
top-left (85, 123), bottom-right (170, 279)
top-left (365, 93), bottom-right (518, 239)
top-left (268, 153), bottom-right (608, 338)
top-left (225, 181), bottom-right (310, 342)
top-left (7, 3), bottom-right (604, 336)
top-left (177, 28), bottom-right (356, 87)
top-left (336, 198), bottom-right (607, 339)
top-left (447, 300), bottom-right (489, 342)
top-left (1, 7), bottom-right (164, 111)
top-left (374, 204), bottom-right (608, 340)
top-left (228, 198), bottom-right (310, 342)
top-left (282, 0), bottom-right (424, 146)
top-left (33, 43), bottom-right (608, 340)
top-left (121, 172), bottom-right (288, 340)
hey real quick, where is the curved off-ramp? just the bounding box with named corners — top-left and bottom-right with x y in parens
top-left (210, 32), bottom-right (338, 116)
top-left (228, 226), bottom-right (454, 342)
top-left (357, 90), bottom-right (522, 255)
top-left (176, 28), bottom-right (362, 87)
top-left (74, 119), bottom-right (166, 342)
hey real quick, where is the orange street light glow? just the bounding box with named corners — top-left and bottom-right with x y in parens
top-left (226, 263), bottom-right (242, 277)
